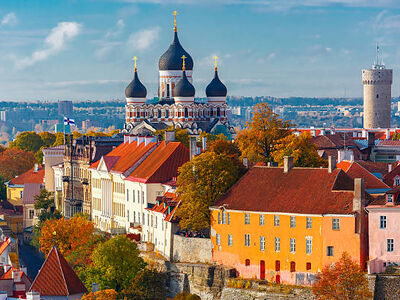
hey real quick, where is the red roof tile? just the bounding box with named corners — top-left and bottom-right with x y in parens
top-left (0, 238), bottom-right (10, 256)
top-left (339, 162), bottom-right (389, 190)
top-left (378, 140), bottom-right (400, 146)
top-left (1, 267), bottom-right (32, 283)
top-left (213, 167), bottom-right (357, 215)
top-left (29, 247), bottom-right (87, 296)
top-left (384, 163), bottom-right (400, 187)
top-left (8, 166), bottom-right (44, 186)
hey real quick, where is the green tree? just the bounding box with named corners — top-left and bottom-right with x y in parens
top-left (52, 132), bottom-right (66, 146)
top-left (272, 133), bottom-right (327, 167)
top-left (392, 132), bottom-right (400, 140)
top-left (236, 102), bottom-right (293, 163)
top-left (154, 127), bottom-right (190, 148)
top-left (120, 269), bottom-right (167, 300)
top-left (39, 132), bottom-right (56, 148)
top-left (9, 131), bottom-right (44, 153)
top-left (80, 235), bottom-right (146, 292)
top-left (175, 151), bottom-right (240, 230)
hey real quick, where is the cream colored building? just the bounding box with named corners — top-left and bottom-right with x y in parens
top-left (42, 145), bottom-right (65, 192)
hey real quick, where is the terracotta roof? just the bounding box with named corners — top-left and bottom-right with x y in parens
top-left (126, 141), bottom-right (189, 183)
top-left (1, 267), bottom-right (32, 283)
top-left (0, 238), bottom-right (10, 256)
top-left (384, 163), bottom-right (400, 187)
top-left (8, 166), bottom-right (44, 186)
top-left (29, 247), bottom-right (87, 296)
top-left (213, 167), bottom-right (357, 215)
top-left (338, 162), bottom-right (389, 190)
top-left (22, 183), bottom-right (41, 205)
top-left (378, 140), bottom-right (400, 146)
top-left (337, 160), bottom-right (352, 172)
top-left (148, 192), bottom-right (179, 222)
top-left (356, 161), bottom-right (394, 177)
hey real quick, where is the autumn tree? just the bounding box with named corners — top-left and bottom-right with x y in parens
top-left (272, 132), bottom-right (326, 167)
top-left (155, 126), bottom-right (190, 148)
top-left (80, 235), bottom-right (146, 292)
top-left (39, 132), bottom-right (56, 148)
top-left (313, 252), bottom-right (372, 300)
top-left (53, 132), bottom-right (66, 146)
top-left (173, 292), bottom-right (201, 300)
top-left (236, 102), bottom-right (293, 163)
top-left (392, 132), bottom-right (400, 140)
top-left (9, 131), bottom-right (43, 153)
top-left (120, 269), bottom-right (167, 300)
top-left (81, 289), bottom-right (118, 300)
top-left (175, 151), bottom-right (240, 230)
top-left (0, 148), bottom-right (35, 181)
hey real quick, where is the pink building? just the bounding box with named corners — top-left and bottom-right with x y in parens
top-left (367, 187), bottom-right (400, 273)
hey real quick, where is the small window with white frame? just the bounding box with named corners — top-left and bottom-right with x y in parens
top-left (274, 215), bottom-right (280, 227)
top-left (245, 234), bottom-right (251, 247)
top-left (290, 238), bottom-right (296, 253)
top-left (259, 214), bottom-right (265, 226)
top-left (387, 194), bottom-right (393, 203)
top-left (216, 234), bottom-right (221, 246)
top-left (228, 234), bottom-right (233, 246)
top-left (387, 239), bottom-right (394, 252)
top-left (332, 218), bottom-right (340, 230)
top-left (306, 217), bottom-right (312, 229)
top-left (245, 213), bottom-right (250, 225)
top-left (395, 176), bottom-right (400, 186)
top-left (260, 236), bottom-right (265, 251)
top-left (380, 216), bottom-right (387, 229)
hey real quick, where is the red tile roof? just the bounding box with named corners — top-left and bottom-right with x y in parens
top-left (0, 238), bottom-right (10, 256)
top-left (338, 161), bottom-right (389, 190)
top-left (213, 166), bottom-right (357, 215)
top-left (384, 163), bottom-right (400, 187)
top-left (8, 166), bottom-right (44, 186)
top-left (29, 247), bottom-right (87, 296)
top-left (378, 140), bottom-right (400, 146)
top-left (148, 192), bottom-right (179, 222)
top-left (1, 267), bottom-right (32, 283)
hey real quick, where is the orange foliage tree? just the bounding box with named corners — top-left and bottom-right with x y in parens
top-left (39, 215), bottom-right (97, 266)
top-left (0, 148), bottom-right (35, 181)
top-left (312, 252), bottom-right (372, 300)
top-left (81, 289), bottom-right (118, 300)
top-left (236, 102), bottom-right (293, 163)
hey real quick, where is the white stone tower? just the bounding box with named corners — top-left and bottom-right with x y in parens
top-left (362, 45), bottom-right (393, 129)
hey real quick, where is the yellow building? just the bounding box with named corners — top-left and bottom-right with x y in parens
top-left (210, 157), bottom-right (368, 286)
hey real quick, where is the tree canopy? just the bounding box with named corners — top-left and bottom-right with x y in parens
top-left (120, 269), bottom-right (167, 300)
top-left (175, 151), bottom-right (240, 230)
top-left (236, 102), bottom-right (293, 163)
top-left (9, 131), bottom-right (43, 153)
top-left (313, 252), bottom-right (371, 300)
top-left (0, 148), bottom-right (35, 181)
top-left (272, 132), bottom-right (326, 167)
top-left (81, 289), bottom-right (118, 300)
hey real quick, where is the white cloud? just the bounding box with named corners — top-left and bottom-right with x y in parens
top-left (44, 79), bottom-right (125, 87)
top-left (127, 26), bottom-right (160, 51)
top-left (15, 22), bottom-right (82, 69)
top-left (105, 19), bottom-right (125, 38)
top-left (1, 12), bottom-right (18, 27)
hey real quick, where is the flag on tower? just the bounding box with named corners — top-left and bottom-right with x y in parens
top-left (63, 116), bottom-right (75, 126)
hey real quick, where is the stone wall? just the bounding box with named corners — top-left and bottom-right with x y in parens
top-left (370, 274), bottom-right (400, 300)
top-left (172, 235), bottom-right (212, 263)
top-left (220, 287), bottom-right (314, 300)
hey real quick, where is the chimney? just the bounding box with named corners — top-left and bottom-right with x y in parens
top-left (353, 178), bottom-right (365, 212)
top-left (165, 131), bottom-right (175, 144)
top-left (26, 292), bottom-right (41, 300)
top-left (12, 269), bottom-right (21, 282)
top-left (124, 135), bottom-right (129, 144)
top-left (328, 156), bottom-right (336, 173)
top-left (34, 164), bottom-right (39, 172)
top-left (3, 265), bottom-right (11, 273)
top-left (144, 136), bottom-right (156, 146)
top-left (128, 135), bottom-right (137, 144)
top-left (283, 156), bottom-right (294, 173)
top-left (386, 129), bottom-right (390, 140)
top-left (137, 136), bottom-right (145, 145)
top-left (367, 132), bottom-right (375, 147)
top-left (202, 137), bottom-right (207, 151)
top-left (189, 137), bottom-right (197, 160)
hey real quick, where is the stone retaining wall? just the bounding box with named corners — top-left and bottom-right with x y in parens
top-left (172, 235), bottom-right (212, 263)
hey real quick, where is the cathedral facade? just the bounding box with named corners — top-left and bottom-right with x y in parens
top-left (122, 13), bottom-right (234, 136)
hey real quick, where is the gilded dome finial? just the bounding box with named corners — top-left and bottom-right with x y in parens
top-left (213, 55), bottom-right (218, 71)
top-left (172, 10), bottom-right (179, 32)
top-left (132, 56), bottom-right (138, 72)
top-left (181, 55), bottom-right (187, 71)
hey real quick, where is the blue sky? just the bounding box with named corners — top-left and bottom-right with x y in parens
top-left (1, 0), bottom-right (400, 100)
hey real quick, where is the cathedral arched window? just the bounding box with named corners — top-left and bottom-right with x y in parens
top-left (158, 109), bottom-right (161, 119)
top-left (217, 107), bottom-right (221, 117)
top-left (165, 109), bottom-right (169, 118)
top-left (184, 108), bottom-right (189, 118)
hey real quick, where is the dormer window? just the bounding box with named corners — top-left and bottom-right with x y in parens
top-left (387, 194), bottom-right (393, 203)
top-left (395, 176), bottom-right (400, 186)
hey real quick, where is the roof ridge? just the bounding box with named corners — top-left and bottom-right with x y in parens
top-left (55, 247), bottom-right (70, 295)
top-left (144, 142), bottom-right (180, 181)
top-left (354, 162), bottom-right (390, 188)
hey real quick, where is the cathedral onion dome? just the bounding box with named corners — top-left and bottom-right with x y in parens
top-left (173, 70), bottom-right (195, 97)
top-left (206, 69), bottom-right (227, 97)
top-left (125, 58), bottom-right (147, 105)
top-left (159, 31), bottom-right (193, 71)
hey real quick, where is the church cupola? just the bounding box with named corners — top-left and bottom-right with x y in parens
top-left (125, 57), bottom-right (147, 105)
top-left (206, 56), bottom-right (227, 105)
top-left (158, 11), bottom-right (193, 100)
top-left (173, 55), bottom-right (195, 104)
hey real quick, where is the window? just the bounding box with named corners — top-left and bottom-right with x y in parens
top-left (260, 236), bottom-right (265, 251)
top-left (290, 261), bottom-right (296, 272)
top-left (133, 190), bottom-right (135, 202)
top-left (274, 215), bottom-right (280, 227)
top-left (142, 213), bottom-right (145, 225)
top-left (275, 237), bottom-right (280, 252)
top-left (245, 234), bottom-right (251, 247)
top-left (387, 194), bottom-right (393, 203)
top-left (306, 238), bottom-right (312, 255)
top-left (218, 212), bottom-right (221, 224)
top-left (275, 260), bottom-right (280, 271)
top-left (245, 259), bottom-right (250, 266)
top-left (290, 238), bottom-right (296, 253)
top-left (259, 214), bottom-right (265, 226)
top-left (151, 215), bottom-right (153, 227)
top-left (222, 211), bottom-right (227, 224)
top-left (155, 216), bottom-right (157, 228)
top-left (216, 234), bottom-right (221, 246)
top-left (29, 210), bottom-right (34, 219)
top-left (126, 191), bottom-right (129, 202)
top-left (133, 211), bottom-right (136, 223)
top-left (245, 213), bottom-right (250, 225)
top-left (137, 191), bottom-right (140, 203)
top-left (387, 239), bottom-right (394, 252)
top-left (228, 234), bottom-right (233, 246)
top-left (306, 262), bottom-right (312, 270)
top-left (306, 217), bottom-right (312, 229)
top-left (20, 191), bottom-right (23, 198)
top-left (290, 216), bottom-right (296, 228)
top-left (227, 213), bottom-right (230, 225)
top-left (142, 191), bottom-right (145, 204)
top-left (395, 177), bottom-right (400, 186)
top-left (380, 216), bottom-right (387, 229)
top-left (127, 210), bottom-right (130, 222)
top-left (327, 246), bottom-right (334, 256)
top-left (332, 218), bottom-right (340, 230)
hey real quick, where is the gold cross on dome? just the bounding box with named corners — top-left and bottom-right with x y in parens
top-left (213, 55), bottom-right (218, 70)
top-left (132, 56), bottom-right (137, 71)
top-left (172, 10), bottom-right (179, 31)
top-left (181, 55), bottom-right (187, 70)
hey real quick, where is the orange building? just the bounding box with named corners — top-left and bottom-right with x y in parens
top-left (210, 157), bottom-right (368, 286)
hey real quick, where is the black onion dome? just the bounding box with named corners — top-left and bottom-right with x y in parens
top-left (206, 70), bottom-right (227, 97)
top-left (125, 70), bottom-right (147, 98)
top-left (159, 31), bottom-right (193, 71)
top-left (173, 70), bottom-right (195, 97)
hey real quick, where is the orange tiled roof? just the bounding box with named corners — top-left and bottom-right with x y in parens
top-left (29, 247), bottom-right (87, 296)
top-left (213, 166), bottom-right (357, 215)
top-left (8, 166), bottom-right (44, 186)
top-left (0, 238), bottom-right (10, 256)
top-left (148, 192), bottom-right (179, 222)
top-left (339, 162), bottom-right (389, 190)
top-left (1, 267), bottom-right (32, 283)
top-left (337, 160), bottom-right (352, 172)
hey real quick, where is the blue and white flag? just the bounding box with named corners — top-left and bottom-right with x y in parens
top-left (63, 116), bottom-right (75, 126)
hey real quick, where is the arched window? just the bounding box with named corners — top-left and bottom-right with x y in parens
top-left (245, 259), bottom-right (250, 266)
top-left (217, 107), bottom-right (221, 117)
top-left (290, 261), bottom-right (296, 272)
top-left (165, 109), bottom-right (169, 118)
top-left (158, 109), bottom-right (161, 118)
top-left (184, 108), bottom-right (189, 118)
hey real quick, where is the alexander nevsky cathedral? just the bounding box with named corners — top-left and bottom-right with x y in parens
top-left (122, 12), bottom-right (235, 136)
